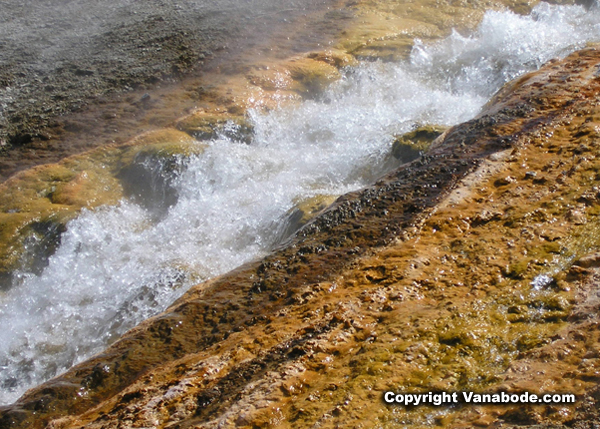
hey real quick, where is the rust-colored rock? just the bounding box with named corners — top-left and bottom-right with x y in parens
top-left (4, 46), bottom-right (600, 429)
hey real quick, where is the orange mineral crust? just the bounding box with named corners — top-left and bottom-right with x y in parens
top-left (4, 45), bottom-right (600, 429)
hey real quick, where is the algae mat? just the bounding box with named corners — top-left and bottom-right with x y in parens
top-left (0, 0), bottom-right (581, 290)
top-left (4, 46), bottom-right (600, 429)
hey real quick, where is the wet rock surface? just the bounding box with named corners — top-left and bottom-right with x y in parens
top-left (4, 45), bottom-right (600, 428)
top-left (0, 0), bottom-right (346, 181)
top-left (1, 0), bottom-right (582, 183)
top-left (1, 0), bottom-right (579, 289)
top-left (391, 125), bottom-right (448, 163)
top-left (0, 128), bottom-right (200, 290)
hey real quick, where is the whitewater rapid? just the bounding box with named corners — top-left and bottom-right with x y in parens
top-left (2, 2), bottom-right (600, 405)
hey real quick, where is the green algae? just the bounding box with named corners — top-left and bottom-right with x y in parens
top-left (337, 0), bottom-right (574, 61)
top-left (0, 128), bottom-right (203, 289)
top-left (391, 125), bottom-right (447, 163)
top-left (286, 58), bottom-right (342, 97)
top-left (284, 194), bottom-right (338, 235)
top-left (174, 111), bottom-right (254, 144)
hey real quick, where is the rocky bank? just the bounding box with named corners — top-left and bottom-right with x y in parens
top-left (0, 0), bottom-right (582, 289)
top-left (0, 0), bottom-right (348, 180)
top-left (4, 40), bottom-right (600, 429)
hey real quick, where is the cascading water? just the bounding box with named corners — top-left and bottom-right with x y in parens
top-left (2, 2), bottom-right (600, 405)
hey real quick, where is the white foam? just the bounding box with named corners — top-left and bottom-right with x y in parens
top-left (2, 2), bottom-right (600, 404)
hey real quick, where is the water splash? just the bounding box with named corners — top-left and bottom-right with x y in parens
top-left (2, 2), bottom-right (600, 405)
top-left (410, 2), bottom-right (600, 98)
top-left (531, 274), bottom-right (554, 291)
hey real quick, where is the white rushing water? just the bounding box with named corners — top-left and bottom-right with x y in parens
top-left (2, 2), bottom-right (600, 405)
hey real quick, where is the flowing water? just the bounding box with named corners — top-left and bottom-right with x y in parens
top-left (2, 2), bottom-right (600, 405)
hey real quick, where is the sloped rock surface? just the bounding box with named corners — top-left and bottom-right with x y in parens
top-left (4, 46), bottom-right (600, 429)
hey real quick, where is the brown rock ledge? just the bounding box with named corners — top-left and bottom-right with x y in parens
top-left (4, 46), bottom-right (600, 428)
